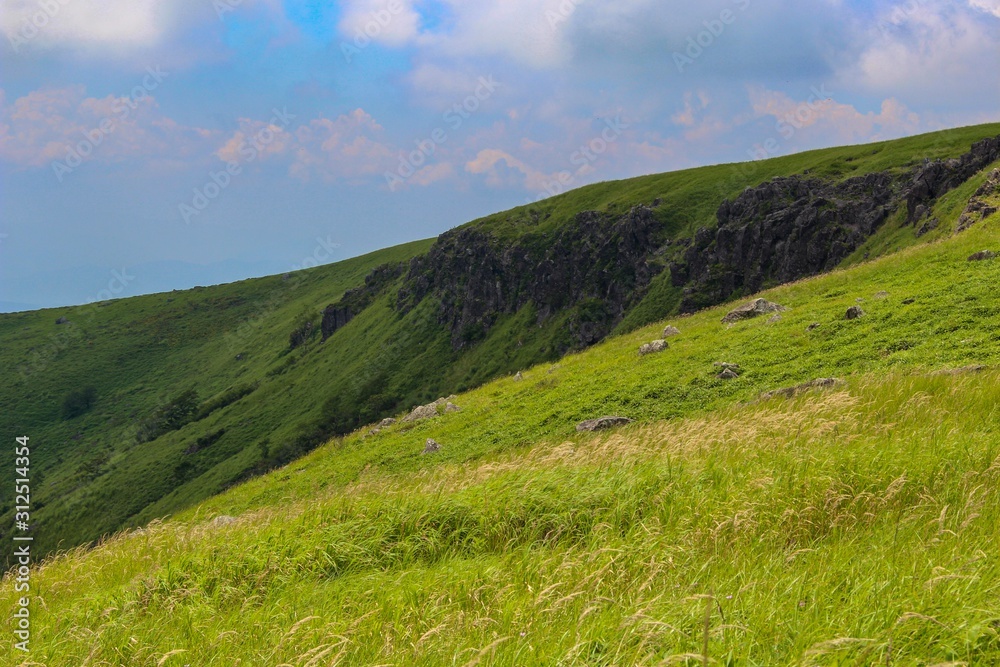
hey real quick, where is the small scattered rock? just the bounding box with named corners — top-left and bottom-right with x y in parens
top-left (403, 397), bottom-right (460, 422)
top-left (874, 291), bottom-right (889, 300)
top-left (916, 217), bottom-right (939, 237)
top-left (845, 305), bottom-right (865, 320)
top-left (210, 515), bottom-right (237, 527)
top-left (661, 325), bottom-right (681, 338)
top-left (370, 417), bottom-right (397, 434)
top-left (931, 364), bottom-right (986, 376)
top-left (759, 378), bottom-right (844, 401)
top-left (767, 314), bottom-right (782, 324)
top-left (404, 403), bottom-right (439, 422)
top-left (902, 298), bottom-right (916, 305)
top-left (514, 371), bottom-right (524, 382)
top-left (807, 322), bottom-right (821, 331)
top-left (721, 298), bottom-right (787, 324)
top-left (639, 340), bottom-right (668, 356)
top-left (55, 317), bottom-right (68, 325)
top-left (423, 438), bottom-right (441, 454)
top-left (235, 353), bottom-right (246, 361)
top-left (713, 362), bottom-right (742, 372)
top-left (968, 250), bottom-right (997, 262)
top-left (576, 416), bottom-right (634, 432)
top-left (716, 368), bottom-right (740, 380)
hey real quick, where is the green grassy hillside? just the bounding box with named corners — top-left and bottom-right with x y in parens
top-left (4, 179), bottom-right (1000, 664)
top-left (1, 123), bottom-right (998, 568)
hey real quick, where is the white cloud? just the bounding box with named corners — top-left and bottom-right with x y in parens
top-left (337, 0), bottom-right (423, 47)
top-left (969, 0), bottom-right (1000, 18)
top-left (336, 0), bottom-right (586, 68)
top-left (465, 147), bottom-right (552, 190)
top-left (846, 1), bottom-right (1000, 107)
top-left (749, 87), bottom-right (922, 144)
top-left (0, 85), bottom-right (215, 170)
top-left (1, 0), bottom-right (181, 52)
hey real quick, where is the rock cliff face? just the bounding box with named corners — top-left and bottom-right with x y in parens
top-left (671, 172), bottom-right (897, 312)
top-left (321, 134), bottom-right (1000, 351)
top-left (956, 168), bottom-right (1000, 233)
top-left (669, 135), bottom-right (1000, 313)
top-left (905, 135), bottom-right (1000, 223)
top-left (321, 263), bottom-right (403, 340)
top-left (396, 205), bottom-right (667, 349)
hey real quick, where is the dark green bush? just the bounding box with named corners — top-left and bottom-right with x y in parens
top-left (136, 389), bottom-right (200, 443)
top-left (61, 386), bottom-right (96, 420)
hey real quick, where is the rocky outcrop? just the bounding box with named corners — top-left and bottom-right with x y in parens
top-left (905, 136), bottom-right (1000, 223)
top-left (673, 172), bottom-right (897, 312)
top-left (956, 169), bottom-right (1000, 233)
top-left (397, 205), bottom-right (667, 350)
top-left (321, 263), bottom-right (404, 340)
top-left (672, 135), bottom-right (1000, 315)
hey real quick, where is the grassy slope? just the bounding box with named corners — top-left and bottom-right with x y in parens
top-left (1, 123), bottom-right (997, 565)
top-left (0, 240), bottom-right (433, 556)
top-left (6, 194), bottom-right (1000, 665)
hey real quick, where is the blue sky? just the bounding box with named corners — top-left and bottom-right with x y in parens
top-left (1, 0), bottom-right (999, 310)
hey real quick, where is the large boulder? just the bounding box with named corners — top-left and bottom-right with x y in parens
top-left (576, 416), bottom-right (633, 432)
top-left (721, 298), bottom-right (786, 324)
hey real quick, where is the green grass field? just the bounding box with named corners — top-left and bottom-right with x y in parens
top-left (3, 123), bottom-right (999, 566)
top-left (5, 177), bottom-right (1000, 665)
